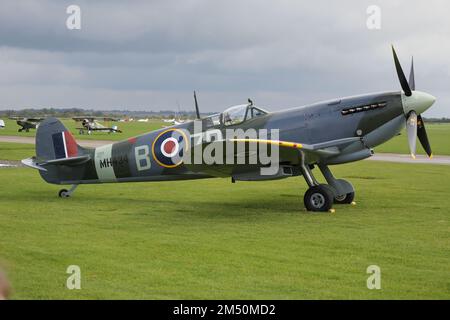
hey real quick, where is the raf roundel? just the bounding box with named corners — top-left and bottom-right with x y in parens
top-left (152, 128), bottom-right (189, 168)
top-left (160, 137), bottom-right (179, 158)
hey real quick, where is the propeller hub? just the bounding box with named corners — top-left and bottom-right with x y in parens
top-left (401, 90), bottom-right (436, 115)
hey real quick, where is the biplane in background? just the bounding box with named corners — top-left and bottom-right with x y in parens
top-left (72, 117), bottom-right (122, 135)
top-left (9, 116), bottom-right (44, 132)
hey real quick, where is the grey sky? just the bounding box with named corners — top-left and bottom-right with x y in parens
top-left (0, 0), bottom-right (449, 117)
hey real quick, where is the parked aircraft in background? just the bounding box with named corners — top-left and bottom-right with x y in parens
top-left (162, 118), bottom-right (185, 126)
top-left (72, 117), bottom-right (122, 135)
top-left (10, 117), bottom-right (44, 132)
top-left (119, 117), bottom-right (134, 122)
top-left (162, 99), bottom-right (193, 127)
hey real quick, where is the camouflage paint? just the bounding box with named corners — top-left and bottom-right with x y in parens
top-left (36, 91), bottom-right (405, 185)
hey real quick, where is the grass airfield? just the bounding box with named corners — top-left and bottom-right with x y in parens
top-left (0, 142), bottom-right (34, 161)
top-left (0, 161), bottom-right (449, 299)
top-left (0, 119), bottom-right (449, 299)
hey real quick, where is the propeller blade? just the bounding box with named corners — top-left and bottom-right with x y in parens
top-left (193, 91), bottom-right (201, 119)
top-left (406, 111), bottom-right (417, 158)
top-left (392, 46), bottom-right (412, 96)
top-left (409, 57), bottom-right (415, 91)
top-left (417, 115), bottom-right (432, 158)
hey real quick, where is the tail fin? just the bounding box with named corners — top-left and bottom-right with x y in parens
top-left (22, 118), bottom-right (95, 184)
top-left (36, 117), bottom-right (82, 162)
top-left (22, 117), bottom-right (92, 184)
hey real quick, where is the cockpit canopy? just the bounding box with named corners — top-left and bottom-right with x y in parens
top-left (210, 103), bottom-right (268, 126)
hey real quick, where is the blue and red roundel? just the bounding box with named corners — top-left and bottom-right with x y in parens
top-left (151, 128), bottom-right (189, 168)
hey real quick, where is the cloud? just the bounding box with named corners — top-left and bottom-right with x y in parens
top-left (0, 0), bottom-right (449, 117)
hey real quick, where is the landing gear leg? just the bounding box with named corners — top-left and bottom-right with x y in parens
top-left (300, 155), bottom-right (334, 212)
top-left (318, 164), bottom-right (355, 204)
top-left (58, 184), bottom-right (78, 198)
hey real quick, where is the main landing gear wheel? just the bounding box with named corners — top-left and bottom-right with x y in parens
top-left (334, 192), bottom-right (355, 204)
top-left (303, 185), bottom-right (334, 212)
top-left (58, 189), bottom-right (70, 198)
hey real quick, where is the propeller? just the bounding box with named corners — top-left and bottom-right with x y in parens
top-left (409, 57), bottom-right (415, 91)
top-left (193, 91), bottom-right (201, 120)
top-left (392, 46), bottom-right (433, 158)
top-left (417, 114), bottom-right (432, 157)
top-left (392, 46), bottom-right (412, 96)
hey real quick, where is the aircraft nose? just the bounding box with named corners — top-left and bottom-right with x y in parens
top-left (401, 91), bottom-right (436, 115)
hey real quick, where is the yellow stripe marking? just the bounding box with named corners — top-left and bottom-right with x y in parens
top-left (230, 139), bottom-right (303, 149)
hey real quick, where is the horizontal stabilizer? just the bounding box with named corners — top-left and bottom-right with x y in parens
top-left (40, 154), bottom-right (91, 166)
top-left (21, 157), bottom-right (47, 171)
top-left (21, 154), bottom-right (90, 170)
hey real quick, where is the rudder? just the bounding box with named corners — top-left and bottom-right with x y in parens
top-left (36, 117), bottom-right (82, 162)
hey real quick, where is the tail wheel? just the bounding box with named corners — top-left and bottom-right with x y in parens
top-left (334, 192), bottom-right (355, 204)
top-left (58, 189), bottom-right (70, 198)
top-left (304, 184), bottom-right (334, 212)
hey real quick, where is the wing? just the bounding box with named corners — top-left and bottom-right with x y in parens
top-left (90, 127), bottom-right (121, 132)
top-left (183, 137), bottom-right (361, 177)
top-left (92, 120), bottom-right (105, 128)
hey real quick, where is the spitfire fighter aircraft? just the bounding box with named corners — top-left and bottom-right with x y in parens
top-left (10, 116), bottom-right (44, 132)
top-left (73, 116), bottom-right (122, 135)
top-left (22, 48), bottom-right (436, 212)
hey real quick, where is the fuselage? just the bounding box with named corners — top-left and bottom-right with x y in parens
top-left (39, 90), bottom-right (410, 185)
